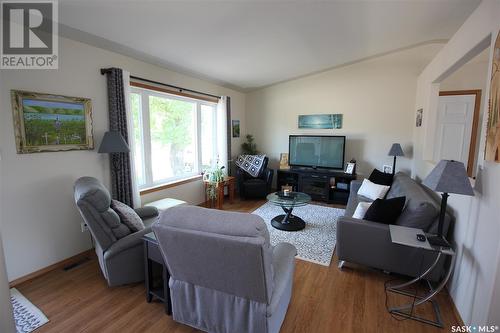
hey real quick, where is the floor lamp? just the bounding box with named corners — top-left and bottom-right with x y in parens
top-left (423, 160), bottom-right (474, 247)
top-left (98, 131), bottom-right (130, 174)
top-left (388, 143), bottom-right (404, 175)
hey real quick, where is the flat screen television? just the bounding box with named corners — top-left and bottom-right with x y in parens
top-left (289, 135), bottom-right (345, 170)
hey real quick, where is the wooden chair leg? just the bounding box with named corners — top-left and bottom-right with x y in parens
top-left (217, 185), bottom-right (224, 209)
top-left (204, 184), bottom-right (208, 207)
top-left (229, 182), bottom-right (235, 204)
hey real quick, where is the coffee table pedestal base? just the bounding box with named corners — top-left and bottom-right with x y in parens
top-left (271, 214), bottom-right (305, 231)
top-left (266, 192), bottom-right (311, 232)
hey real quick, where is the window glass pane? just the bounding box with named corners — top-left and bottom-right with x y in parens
top-left (149, 95), bottom-right (197, 182)
top-left (200, 104), bottom-right (217, 170)
top-left (130, 93), bottom-right (145, 187)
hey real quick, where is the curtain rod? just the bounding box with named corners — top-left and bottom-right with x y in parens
top-left (100, 68), bottom-right (221, 100)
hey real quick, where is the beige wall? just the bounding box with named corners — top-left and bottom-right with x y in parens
top-left (246, 44), bottom-right (442, 177)
top-left (0, 151), bottom-right (15, 333)
top-left (412, 0), bottom-right (500, 325)
top-left (0, 37), bottom-right (245, 281)
top-left (440, 52), bottom-right (489, 92)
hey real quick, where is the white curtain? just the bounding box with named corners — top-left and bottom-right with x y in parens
top-left (217, 96), bottom-right (228, 175)
top-left (122, 71), bottom-right (142, 208)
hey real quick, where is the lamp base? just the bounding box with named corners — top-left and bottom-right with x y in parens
top-left (427, 235), bottom-right (450, 248)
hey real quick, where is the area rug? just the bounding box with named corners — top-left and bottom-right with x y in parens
top-left (10, 288), bottom-right (49, 333)
top-left (252, 202), bottom-right (344, 266)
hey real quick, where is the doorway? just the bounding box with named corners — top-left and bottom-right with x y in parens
top-left (435, 45), bottom-right (490, 178)
top-left (435, 90), bottom-right (481, 177)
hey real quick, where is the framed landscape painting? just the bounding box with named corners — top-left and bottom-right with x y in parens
top-left (232, 119), bottom-right (240, 138)
top-left (11, 90), bottom-right (94, 154)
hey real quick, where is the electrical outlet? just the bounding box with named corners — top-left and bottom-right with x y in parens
top-left (81, 222), bottom-right (89, 232)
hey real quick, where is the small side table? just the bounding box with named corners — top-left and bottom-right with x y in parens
top-left (145, 198), bottom-right (186, 211)
top-left (386, 225), bottom-right (456, 328)
top-left (204, 176), bottom-right (235, 209)
top-left (142, 232), bottom-right (171, 315)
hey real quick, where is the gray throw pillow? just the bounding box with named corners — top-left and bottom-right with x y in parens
top-left (396, 200), bottom-right (438, 230)
top-left (111, 200), bottom-right (145, 232)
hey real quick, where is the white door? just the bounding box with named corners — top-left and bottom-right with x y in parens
top-left (434, 95), bottom-right (476, 165)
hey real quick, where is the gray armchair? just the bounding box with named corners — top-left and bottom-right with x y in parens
top-left (74, 176), bottom-right (158, 287)
top-left (153, 205), bottom-right (297, 333)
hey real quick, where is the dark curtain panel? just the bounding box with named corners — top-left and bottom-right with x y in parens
top-left (104, 68), bottom-right (134, 207)
top-left (226, 96), bottom-right (232, 176)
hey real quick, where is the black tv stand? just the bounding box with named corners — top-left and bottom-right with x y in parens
top-left (277, 168), bottom-right (356, 205)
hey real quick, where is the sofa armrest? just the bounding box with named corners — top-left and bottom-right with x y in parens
top-left (268, 242), bottom-right (296, 315)
top-left (264, 169), bottom-right (274, 192)
top-left (134, 206), bottom-right (159, 219)
top-left (104, 226), bottom-right (152, 261)
top-left (336, 216), bottom-right (444, 281)
top-left (337, 216), bottom-right (391, 258)
top-left (236, 168), bottom-right (246, 196)
top-left (349, 180), bottom-right (363, 197)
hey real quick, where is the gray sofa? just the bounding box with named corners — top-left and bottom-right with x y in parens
top-left (336, 172), bottom-right (452, 281)
top-left (74, 176), bottom-right (159, 287)
top-left (153, 205), bottom-right (297, 333)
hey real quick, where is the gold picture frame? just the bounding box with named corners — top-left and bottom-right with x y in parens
top-left (279, 153), bottom-right (290, 170)
top-left (11, 90), bottom-right (94, 154)
top-left (485, 31), bottom-right (500, 161)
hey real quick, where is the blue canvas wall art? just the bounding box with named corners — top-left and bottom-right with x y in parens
top-left (298, 114), bottom-right (342, 129)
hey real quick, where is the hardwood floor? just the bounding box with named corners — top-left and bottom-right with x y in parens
top-left (16, 198), bottom-right (461, 332)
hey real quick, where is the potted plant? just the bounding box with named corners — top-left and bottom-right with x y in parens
top-left (203, 162), bottom-right (226, 207)
top-left (241, 134), bottom-right (258, 155)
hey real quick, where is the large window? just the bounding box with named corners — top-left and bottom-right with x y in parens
top-left (130, 86), bottom-right (218, 189)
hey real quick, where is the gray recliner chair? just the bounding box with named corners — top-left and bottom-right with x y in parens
top-left (153, 205), bottom-right (297, 333)
top-left (74, 176), bottom-right (158, 287)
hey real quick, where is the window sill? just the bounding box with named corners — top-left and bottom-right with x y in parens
top-left (140, 175), bottom-right (203, 195)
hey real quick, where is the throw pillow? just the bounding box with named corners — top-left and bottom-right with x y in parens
top-left (368, 168), bottom-right (394, 186)
top-left (352, 202), bottom-right (373, 219)
top-left (235, 155), bottom-right (267, 177)
top-left (357, 179), bottom-right (390, 200)
top-left (363, 196), bottom-right (406, 224)
top-left (111, 200), bottom-right (145, 232)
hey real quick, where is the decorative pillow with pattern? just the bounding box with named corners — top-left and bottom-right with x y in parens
top-left (235, 154), bottom-right (266, 177)
top-left (111, 200), bottom-right (145, 232)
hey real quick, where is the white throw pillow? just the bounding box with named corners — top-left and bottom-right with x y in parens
top-left (357, 178), bottom-right (390, 200)
top-left (352, 202), bottom-right (373, 219)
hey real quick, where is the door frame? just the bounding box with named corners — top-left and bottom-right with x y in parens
top-left (439, 90), bottom-right (482, 177)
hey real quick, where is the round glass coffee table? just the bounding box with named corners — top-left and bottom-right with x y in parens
top-left (266, 192), bottom-right (311, 231)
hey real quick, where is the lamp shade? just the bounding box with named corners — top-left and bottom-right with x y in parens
top-left (388, 143), bottom-right (404, 156)
top-left (98, 131), bottom-right (130, 153)
top-left (423, 160), bottom-right (474, 196)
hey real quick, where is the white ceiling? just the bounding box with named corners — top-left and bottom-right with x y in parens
top-left (58, 0), bottom-right (481, 91)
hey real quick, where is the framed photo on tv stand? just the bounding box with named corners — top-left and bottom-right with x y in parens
top-left (345, 159), bottom-right (356, 174)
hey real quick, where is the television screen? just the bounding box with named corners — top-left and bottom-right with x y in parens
top-left (289, 135), bottom-right (345, 169)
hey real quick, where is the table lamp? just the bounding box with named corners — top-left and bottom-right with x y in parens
top-left (423, 160), bottom-right (474, 247)
top-left (388, 143), bottom-right (404, 174)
